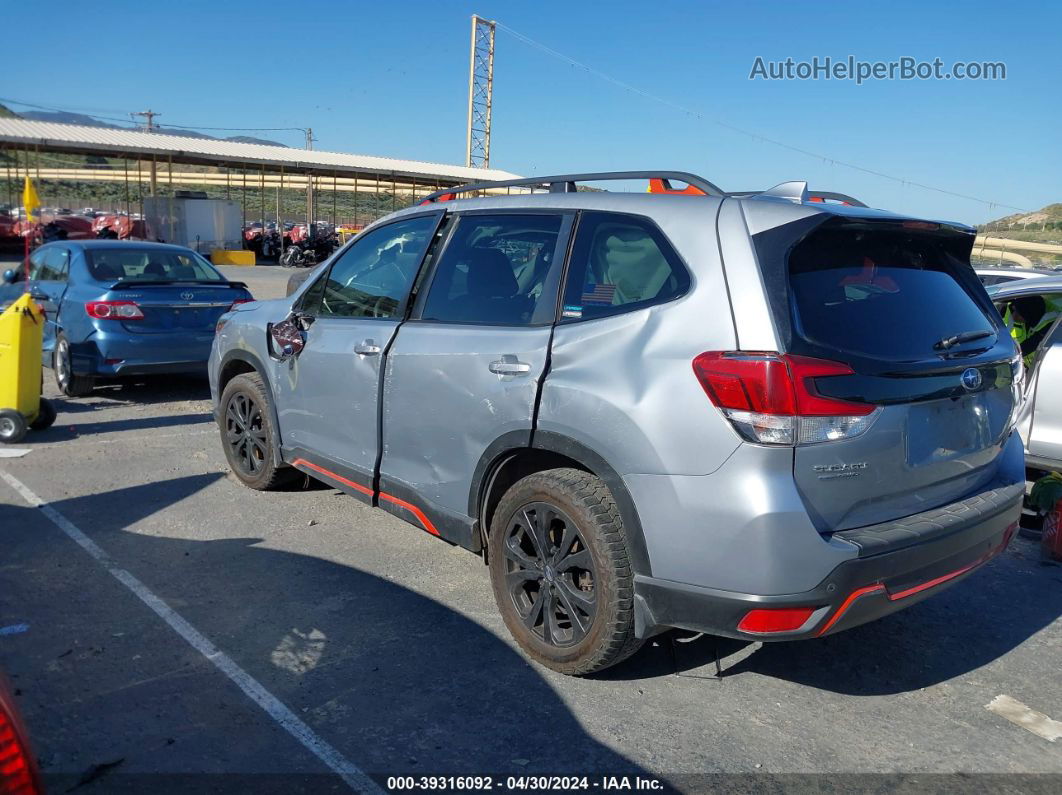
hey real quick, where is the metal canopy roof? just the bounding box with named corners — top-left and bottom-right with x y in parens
top-left (0, 118), bottom-right (520, 185)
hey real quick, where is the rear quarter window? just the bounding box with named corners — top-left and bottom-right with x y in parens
top-left (560, 211), bottom-right (689, 322)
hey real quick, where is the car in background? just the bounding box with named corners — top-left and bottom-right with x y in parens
top-left (987, 275), bottom-right (1062, 473)
top-left (976, 265), bottom-right (1059, 286)
top-left (1, 240), bottom-right (253, 396)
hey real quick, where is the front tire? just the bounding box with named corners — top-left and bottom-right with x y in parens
top-left (219, 372), bottom-right (297, 490)
top-left (54, 335), bottom-right (94, 397)
top-left (488, 468), bottom-right (642, 675)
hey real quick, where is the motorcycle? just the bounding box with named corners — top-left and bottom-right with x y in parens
top-left (260, 229), bottom-right (282, 260)
top-left (280, 241), bottom-right (317, 268)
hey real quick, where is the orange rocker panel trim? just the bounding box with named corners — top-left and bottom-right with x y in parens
top-left (292, 458), bottom-right (440, 536)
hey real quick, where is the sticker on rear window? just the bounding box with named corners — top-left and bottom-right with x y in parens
top-left (562, 304), bottom-right (583, 318)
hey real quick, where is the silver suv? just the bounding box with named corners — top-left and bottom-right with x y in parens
top-left (209, 171), bottom-right (1025, 675)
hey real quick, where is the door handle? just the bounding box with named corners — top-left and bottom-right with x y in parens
top-left (489, 358), bottom-right (532, 376)
top-left (29, 289), bottom-right (49, 301)
top-left (354, 339), bottom-right (381, 356)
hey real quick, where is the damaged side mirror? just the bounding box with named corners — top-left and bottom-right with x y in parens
top-left (268, 313), bottom-right (312, 360)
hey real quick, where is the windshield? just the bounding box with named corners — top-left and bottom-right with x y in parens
top-left (86, 249), bottom-right (225, 283)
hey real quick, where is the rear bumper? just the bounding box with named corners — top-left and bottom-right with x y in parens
top-left (632, 480), bottom-right (1023, 641)
top-left (66, 330), bottom-right (214, 377)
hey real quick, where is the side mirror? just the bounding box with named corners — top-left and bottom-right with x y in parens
top-left (2, 269), bottom-right (17, 284)
top-left (268, 317), bottom-right (306, 360)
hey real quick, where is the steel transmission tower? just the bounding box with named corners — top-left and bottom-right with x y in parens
top-left (465, 15), bottom-right (495, 168)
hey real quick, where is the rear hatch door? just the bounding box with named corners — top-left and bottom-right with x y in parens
top-left (757, 216), bottom-right (1019, 531)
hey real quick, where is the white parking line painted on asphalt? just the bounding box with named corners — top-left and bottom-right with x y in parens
top-left (0, 469), bottom-right (383, 794)
top-left (986, 694), bottom-right (1062, 742)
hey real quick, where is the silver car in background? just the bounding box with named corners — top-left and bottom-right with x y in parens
top-left (987, 275), bottom-right (1062, 472)
top-left (209, 171), bottom-right (1024, 675)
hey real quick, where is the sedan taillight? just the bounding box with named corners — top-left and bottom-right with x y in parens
top-left (0, 689), bottom-right (42, 795)
top-left (692, 351), bottom-right (880, 446)
top-left (86, 300), bottom-right (144, 320)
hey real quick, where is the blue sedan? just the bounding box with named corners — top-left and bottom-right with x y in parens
top-left (0, 241), bottom-right (253, 396)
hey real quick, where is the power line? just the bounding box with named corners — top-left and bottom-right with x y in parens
top-left (494, 21), bottom-right (1028, 214)
top-left (0, 97), bottom-right (307, 135)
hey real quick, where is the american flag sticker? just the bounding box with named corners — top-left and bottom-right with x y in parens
top-left (582, 283), bottom-right (616, 305)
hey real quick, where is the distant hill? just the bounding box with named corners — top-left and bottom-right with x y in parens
top-left (14, 108), bottom-right (288, 148)
top-left (982, 203), bottom-right (1062, 231)
top-left (0, 102), bottom-right (18, 118)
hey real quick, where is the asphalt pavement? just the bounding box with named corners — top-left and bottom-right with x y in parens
top-left (1, 263), bottom-right (1061, 792)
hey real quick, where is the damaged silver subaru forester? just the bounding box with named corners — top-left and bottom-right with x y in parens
top-left (210, 171), bottom-right (1024, 675)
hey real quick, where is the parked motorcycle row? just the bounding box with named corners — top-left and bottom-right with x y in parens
top-left (243, 221), bottom-right (340, 267)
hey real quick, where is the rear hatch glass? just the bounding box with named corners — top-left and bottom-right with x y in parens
top-left (756, 217), bottom-right (1019, 531)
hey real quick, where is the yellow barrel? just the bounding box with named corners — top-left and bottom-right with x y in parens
top-left (0, 293), bottom-right (54, 443)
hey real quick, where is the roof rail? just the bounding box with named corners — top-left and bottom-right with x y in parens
top-left (419, 170), bottom-right (725, 204)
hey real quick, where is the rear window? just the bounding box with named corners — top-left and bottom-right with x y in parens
top-left (786, 223), bottom-right (995, 359)
top-left (87, 249), bottom-right (224, 283)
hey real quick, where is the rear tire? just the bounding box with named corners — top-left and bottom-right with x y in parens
top-left (54, 335), bottom-right (94, 397)
top-left (0, 410), bottom-right (28, 444)
top-left (488, 468), bottom-right (642, 676)
top-left (29, 398), bottom-right (57, 430)
top-left (219, 372), bottom-right (297, 490)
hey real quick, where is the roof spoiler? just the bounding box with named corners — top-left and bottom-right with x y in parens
top-left (732, 181), bottom-right (868, 207)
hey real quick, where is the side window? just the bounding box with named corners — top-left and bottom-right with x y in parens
top-left (420, 214), bottom-right (563, 326)
top-left (303, 215), bottom-right (437, 319)
top-left (42, 248), bottom-right (70, 281)
top-left (561, 212), bottom-right (690, 322)
top-left (27, 249), bottom-right (48, 281)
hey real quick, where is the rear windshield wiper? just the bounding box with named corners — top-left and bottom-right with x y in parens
top-left (933, 330), bottom-right (994, 350)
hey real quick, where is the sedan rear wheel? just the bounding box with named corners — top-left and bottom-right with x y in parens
top-left (54, 335), bottom-right (94, 397)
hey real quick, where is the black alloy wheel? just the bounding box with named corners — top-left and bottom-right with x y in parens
top-left (225, 391), bottom-right (268, 478)
top-left (501, 501), bottom-right (597, 648)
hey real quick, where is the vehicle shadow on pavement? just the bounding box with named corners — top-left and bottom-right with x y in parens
top-left (7, 474), bottom-right (660, 786)
top-left (28, 411), bottom-right (215, 442)
top-left (605, 543), bottom-right (1062, 695)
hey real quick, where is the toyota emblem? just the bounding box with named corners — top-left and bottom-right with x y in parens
top-left (961, 368), bottom-right (982, 391)
top-left (180, 291), bottom-right (195, 301)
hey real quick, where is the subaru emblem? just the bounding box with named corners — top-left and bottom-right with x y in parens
top-left (961, 368), bottom-right (982, 391)
top-left (180, 291), bottom-right (194, 301)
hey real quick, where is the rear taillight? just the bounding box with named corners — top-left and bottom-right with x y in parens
top-left (692, 351), bottom-right (880, 446)
top-left (86, 300), bottom-right (144, 320)
top-left (229, 298), bottom-right (253, 310)
top-left (0, 698), bottom-right (41, 795)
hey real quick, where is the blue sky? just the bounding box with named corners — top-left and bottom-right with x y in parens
top-left (5, 0), bottom-right (1059, 223)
